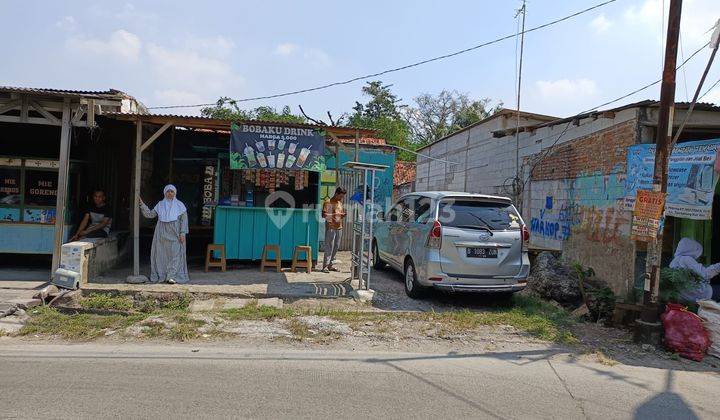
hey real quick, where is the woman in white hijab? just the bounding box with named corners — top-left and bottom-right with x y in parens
top-left (669, 238), bottom-right (720, 302)
top-left (139, 184), bottom-right (189, 284)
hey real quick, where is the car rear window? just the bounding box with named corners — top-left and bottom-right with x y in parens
top-left (438, 200), bottom-right (521, 231)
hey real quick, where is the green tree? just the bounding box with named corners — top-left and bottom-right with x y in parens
top-left (348, 82), bottom-right (414, 161)
top-left (404, 90), bottom-right (501, 146)
top-left (201, 97), bottom-right (306, 124)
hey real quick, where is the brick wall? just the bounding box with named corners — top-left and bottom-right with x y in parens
top-left (531, 120), bottom-right (636, 181)
top-left (527, 119), bottom-right (638, 296)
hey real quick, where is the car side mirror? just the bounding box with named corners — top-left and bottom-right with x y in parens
top-left (376, 211), bottom-right (385, 221)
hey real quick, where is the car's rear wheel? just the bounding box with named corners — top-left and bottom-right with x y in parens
top-left (404, 259), bottom-right (426, 299)
top-left (372, 241), bottom-right (385, 270)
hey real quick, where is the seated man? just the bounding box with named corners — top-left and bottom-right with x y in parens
top-left (70, 189), bottom-right (112, 241)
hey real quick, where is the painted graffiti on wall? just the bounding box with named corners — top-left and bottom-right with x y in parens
top-left (529, 172), bottom-right (630, 250)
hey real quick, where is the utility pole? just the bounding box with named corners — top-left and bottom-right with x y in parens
top-left (514, 0), bottom-right (527, 210)
top-left (642, 0), bottom-right (682, 324)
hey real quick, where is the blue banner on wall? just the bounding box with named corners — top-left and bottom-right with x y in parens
top-left (623, 139), bottom-right (720, 220)
top-left (230, 123), bottom-right (326, 172)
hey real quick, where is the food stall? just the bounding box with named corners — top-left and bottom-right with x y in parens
top-left (110, 112), bottom-right (378, 273)
top-left (213, 122), bottom-right (326, 261)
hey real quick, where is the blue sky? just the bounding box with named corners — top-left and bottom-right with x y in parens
top-left (2, 0), bottom-right (719, 119)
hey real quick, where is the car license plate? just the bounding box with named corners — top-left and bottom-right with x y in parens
top-left (466, 247), bottom-right (498, 258)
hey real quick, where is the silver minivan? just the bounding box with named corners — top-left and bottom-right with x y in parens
top-left (373, 192), bottom-right (530, 298)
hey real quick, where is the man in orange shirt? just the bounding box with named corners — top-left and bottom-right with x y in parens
top-left (321, 187), bottom-right (347, 273)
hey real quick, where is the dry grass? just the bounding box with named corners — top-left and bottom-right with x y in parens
top-left (19, 294), bottom-right (577, 344)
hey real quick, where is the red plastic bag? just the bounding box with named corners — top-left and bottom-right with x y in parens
top-left (661, 303), bottom-right (711, 362)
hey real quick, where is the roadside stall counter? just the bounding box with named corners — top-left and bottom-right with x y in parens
top-left (212, 122), bottom-right (326, 262)
top-left (213, 206), bottom-right (319, 260)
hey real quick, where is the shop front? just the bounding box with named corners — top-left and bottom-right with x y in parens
top-left (213, 122), bottom-right (327, 261)
top-left (104, 113), bottom-right (378, 282)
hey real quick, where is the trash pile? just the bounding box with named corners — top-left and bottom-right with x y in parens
top-left (661, 303), bottom-right (711, 362)
top-left (527, 251), bottom-right (615, 321)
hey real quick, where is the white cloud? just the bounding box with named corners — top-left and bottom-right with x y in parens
top-left (66, 29), bottom-right (142, 61)
top-left (146, 43), bottom-right (244, 105)
top-left (624, 0), bottom-right (662, 25)
top-left (56, 16), bottom-right (77, 32)
top-left (154, 89), bottom-right (206, 106)
top-left (185, 35), bottom-right (235, 58)
top-left (303, 48), bottom-right (332, 68)
top-left (275, 43), bottom-right (298, 56)
top-left (624, 0), bottom-right (720, 46)
top-left (590, 14), bottom-right (613, 33)
top-left (536, 78), bottom-right (599, 99)
top-left (274, 42), bottom-right (331, 68)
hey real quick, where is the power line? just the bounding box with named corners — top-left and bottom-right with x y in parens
top-left (147, 0), bottom-right (619, 110)
top-left (699, 77), bottom-right (720, 100)
top-left (414, 40), bottom-right (710, 180)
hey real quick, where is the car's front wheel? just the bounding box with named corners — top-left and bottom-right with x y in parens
top-left (404, 259), bottom-right (426, 299)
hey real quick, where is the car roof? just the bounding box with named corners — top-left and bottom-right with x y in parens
top-left (399, 191), bottom-right (513, 202)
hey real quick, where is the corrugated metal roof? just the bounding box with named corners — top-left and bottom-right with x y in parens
top-left (416, 108), bottom-right (558, 152)
top-left (490, 100), bottom-right (720, 137)
top-left (339, 137), bottom-right (386, 145)
top-left (0, 85), bottom-right (129, 98)
top-left (102, 111), bottom-right (378, 136)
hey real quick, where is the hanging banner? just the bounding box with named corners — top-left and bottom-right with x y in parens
top-left (623, 139), bottom-right (720, 220)
top-left (230, 123), bottom-right (326, 172)
top-left (630, 190), bottom-right (665, 242)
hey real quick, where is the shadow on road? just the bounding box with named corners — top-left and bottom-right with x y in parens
top-left (633, 370), bottom-right (699, 419)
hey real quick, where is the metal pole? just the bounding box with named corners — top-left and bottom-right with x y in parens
top-left (644, 0), bottom-right (682, 319)
top-left (514, 0), bottom-right (527, 209)
top-left (366, 169), bottom-right (376, 290)
top-left (133, 120), bottom-right (142, 276)
top-left (359, 169), bottom-right (369, 289)
top-left (51, 99), bottom-right (72, 276)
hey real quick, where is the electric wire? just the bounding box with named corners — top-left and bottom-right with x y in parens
top-left (147, 0), bottom-right (619, 110)
top-left (414, 40), bottom-right (711, 182)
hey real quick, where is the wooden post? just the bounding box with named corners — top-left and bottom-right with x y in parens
top-left (51, 99), bottom-right (72, 276)
top-left (133, 119), bottom-right (142, 276)
top-left (168, 126), bottom-right (176, 183)
top-left (643, 0), bottom-right (682, 317)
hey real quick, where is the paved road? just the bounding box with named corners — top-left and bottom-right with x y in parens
top-left (1, 344), bottom-right (719, 419)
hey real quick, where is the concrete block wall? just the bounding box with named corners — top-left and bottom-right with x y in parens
top-left (415, 114), bottom-right (548, 196)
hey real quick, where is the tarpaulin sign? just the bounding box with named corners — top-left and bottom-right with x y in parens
top-left (624, 139), bottom-right (720, 220)
top-left (230, 123), bottom-right (326, 172)
top-left (631, 190), bottom-right (665, 242)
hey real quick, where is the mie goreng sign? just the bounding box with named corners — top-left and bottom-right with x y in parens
top-left (230, 123), bottom-right (326, 172)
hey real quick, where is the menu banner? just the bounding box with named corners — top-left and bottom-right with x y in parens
top-left (230, 123), bottom-right (326, 172)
